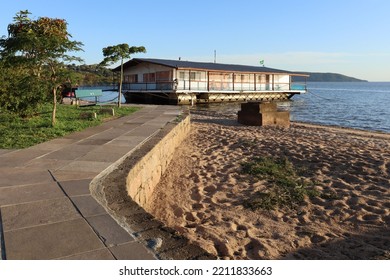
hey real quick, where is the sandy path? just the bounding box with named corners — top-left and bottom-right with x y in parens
top-left (146, 110), bottom-right (390, 259)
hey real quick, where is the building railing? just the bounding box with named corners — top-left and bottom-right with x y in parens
top-left (290, 83), bottom-right (307, 91)
top-left (178, 81), bottom-right (208, 91)
top-left (121, 81), bottom-right (307, 92)
top-left (122, 82), bottom-right (175, 91)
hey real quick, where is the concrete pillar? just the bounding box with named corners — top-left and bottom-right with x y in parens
top-left (237, 101), bottom-right (290, 128)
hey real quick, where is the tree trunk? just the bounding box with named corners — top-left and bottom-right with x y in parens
top-left (118, 58), bottom-right (123, 108)
top-left (52, 87), bottom-right (57, 126)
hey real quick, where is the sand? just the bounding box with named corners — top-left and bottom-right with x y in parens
top-left (146, 110), bottom-right (390, 260)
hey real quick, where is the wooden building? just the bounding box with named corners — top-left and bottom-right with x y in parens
top-left (116, 58), bottom-right (308, 105)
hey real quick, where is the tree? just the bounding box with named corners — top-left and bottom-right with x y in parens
top-left (100, 44), bottom-right (146, 107)
top-left (0, 61), bottom-right (49, 117)
top-left (0, 10), bottom-right (83, 125)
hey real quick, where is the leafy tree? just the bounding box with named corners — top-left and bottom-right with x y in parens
top-left (0, 10), bottom-right (84, 125)
top-left (100, 44), bottom-right (146, 107)
top-left (0, 61), bottom-right (49, 117)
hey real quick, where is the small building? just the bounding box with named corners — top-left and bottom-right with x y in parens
top-left (116, 58), bottom-right (308, 105)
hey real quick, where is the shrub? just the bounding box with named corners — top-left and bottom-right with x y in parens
top-left (0, 65), bottom-right (49, 117)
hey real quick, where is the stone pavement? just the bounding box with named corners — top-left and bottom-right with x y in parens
top-left (0, 105), bottom-right (181, 260)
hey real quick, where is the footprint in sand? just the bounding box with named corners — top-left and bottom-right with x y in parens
top-left (310, 234), bottom-right (327, 244)
top-left (384, 161), bottom-right (390, 174)
top-left (362, 214), bottom-right (381, 222)
top-left (192, 203), bottom-right (204, 210)
top-left (237, 224), bottom-right (248, 231)
top-left (190, 189), bottom-right (202, 202)
top-left (232, 224), bottom-right (250, 239)
top-left (213, 239), bottom-right (232, 258)
top-left (297, 214), bottom-right (311, 225)
top-left (245, 239), bottom-right (270, 259)
top-left (365, 185), bottom-right (388, 194)
top-left (361, 203), bottom-right (383, 214)
top-left (204, 185), bottom-right (217, 194)
top-left (383, 202), bottom-right (390, 208)
top-left (191, 172), bottom-right (201, 184)
top-left (196, 212), bottom-right (207, 221)
top-left (346, 196), bottom-right (366, 206)
top-left (173, 207), bottom-right (184, 218)
top-left (185, 212), bottom-right (197, 222)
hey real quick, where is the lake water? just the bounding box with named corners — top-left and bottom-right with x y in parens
top-left (87, 82), bottom-right (390, 133)
top-left (289, 82), bottom-right (390, 133)
top-left (192, 82), bottom-right (390, 133)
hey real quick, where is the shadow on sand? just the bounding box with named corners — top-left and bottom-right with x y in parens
top-left (282, 226), bottom-right (390, 260)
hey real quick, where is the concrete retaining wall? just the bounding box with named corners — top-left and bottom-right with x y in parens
top-left (126, 115), bottom-right (190, 208)
top-left (89, 114), bottom-right (214, 259)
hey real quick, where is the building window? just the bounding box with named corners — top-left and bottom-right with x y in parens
top-left (257, 74), bottom-right (265, 82)
top-left (178, 71), bottom-right (206, 81)
top-left (190, 72), bottom-right (196, 80)
top-left (209, 72), bottom-right (233, 90)
top-left (156, 71), bottom-right (171, 81)
top-left (126, 74), bottom-right (138, 83)
top-left (234, 73), bottom-right (251, 83)
top-left (179, 71), bottom-right (186, 80)
top-left (143, 73), bottom-right (156, 83)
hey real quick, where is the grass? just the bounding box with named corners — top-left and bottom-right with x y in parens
top-left (241, 156), bottom-right (321, 210)
top-left (0, 104), bottom-right (140, 149)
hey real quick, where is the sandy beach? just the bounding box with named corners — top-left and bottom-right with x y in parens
top-left (146, 110), bottom-right (390, 260)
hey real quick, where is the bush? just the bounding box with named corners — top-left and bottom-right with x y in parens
top-left (0, 65), bottom-right (49, 117)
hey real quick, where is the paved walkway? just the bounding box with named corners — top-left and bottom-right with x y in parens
top-left (0, 105), bottom-right (181, 260)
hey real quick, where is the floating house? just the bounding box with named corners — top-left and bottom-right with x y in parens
top-left (116, 58), bottom-right (308, 105)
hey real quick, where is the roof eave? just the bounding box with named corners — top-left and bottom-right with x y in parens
top-left (116, 58), bottom-right (309, 76)
top-left (113, 58), bottom-right (146, 72)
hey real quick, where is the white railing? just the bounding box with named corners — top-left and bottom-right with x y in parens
top-left (121, 81), bottom-right (307, 92)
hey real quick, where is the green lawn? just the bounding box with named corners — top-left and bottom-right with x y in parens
top-left (0, 104), bottom-right (140, 149)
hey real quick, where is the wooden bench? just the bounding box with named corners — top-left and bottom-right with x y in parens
top-left (75, 89), bottom-right (103, 107)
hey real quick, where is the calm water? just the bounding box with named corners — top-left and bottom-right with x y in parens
top-left (192, 82), bottom-right (390, 133)
top-left (288, 82), bottom-right (390, 133)
top-left (87, 82), bottom-right (390, 133)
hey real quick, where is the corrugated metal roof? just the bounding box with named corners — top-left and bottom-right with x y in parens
top-left (117, 58), bottom-right (307, 75)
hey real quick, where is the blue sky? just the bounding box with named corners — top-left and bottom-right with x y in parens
top-left (1, 0), bottom-right (390, 81)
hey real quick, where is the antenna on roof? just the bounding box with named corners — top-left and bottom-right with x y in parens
top-left (214, 50), bottom-right (217, 63)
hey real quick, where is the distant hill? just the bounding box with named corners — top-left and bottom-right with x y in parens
top-left (66, 64), bottom-right (116, 86)
top-left (292, 72), bottom-right (368, 82)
